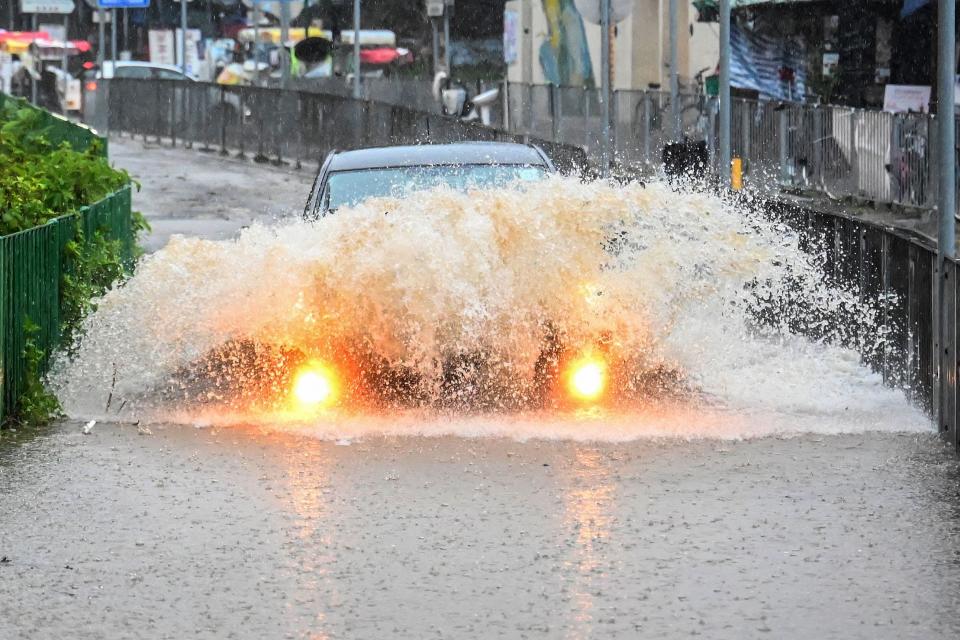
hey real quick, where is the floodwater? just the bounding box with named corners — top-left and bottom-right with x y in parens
top-left (2, 423), bottom-right (959, 639)
top-left (4, 145), bottom-right (960, 638)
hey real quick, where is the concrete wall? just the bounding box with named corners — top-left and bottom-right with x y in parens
top-left (505, 0), bottom-right (715, 90)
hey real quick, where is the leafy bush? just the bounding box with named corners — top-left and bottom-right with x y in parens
top-left (12, 320), bottom-right (63, 428)
top-left (1, 102), bottom-right (144, 428)
top-left (0, 102), bottom-right (130, 235)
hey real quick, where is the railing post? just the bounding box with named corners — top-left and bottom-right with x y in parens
top-left (219, 85), bottom-right (228, 156)
top-left (741, 101), bottom-right (751, 172)
top-left (778, 107), bottom-right (789, 186)
top-left (849, 109), bottom-right (859, 197)
top-left (938, 0), bottom-right (957, 436)
top-left (551, 83), bottom-right (560, 142)
top-left (643, 92), bottom-right (651, 166)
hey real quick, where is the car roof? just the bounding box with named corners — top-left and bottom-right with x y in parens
top-left (326, 143), bottom-right (551, 172)
top-left (99, 61), bottom-right (195, 77)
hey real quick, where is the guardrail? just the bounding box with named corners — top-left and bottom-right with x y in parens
top-left (0, 186), bottom-right (133, 422)
top-left (0, 96), bottom-right (130, 423)
top-left (762, 195), bottom-right (960, 451)
top-left (504, 82), bottom-right (948, 211)
top-left (101, 78), bottom-right (588, 175)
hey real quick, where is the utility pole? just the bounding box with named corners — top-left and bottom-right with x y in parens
top-left (111, 8), bottom-right (117, 69)
top-left (352, 0), bottom-right (360, 98)
top-left (252, 0), bottom-right (259, 86)
top-left (718, 0), bottom-right (731, 187)
top-left (937, 0), bottom-right (957, 432)
top-left (97, 7), bottom-right (105, 71)
top-left (180, 0), bottom-right (187, 74)
top-left (280, 0), bottom-right (291, 88)
top-left (31, 13), bottom-right (37, 104)
top-left (442, 0), bottom-right (451, 75)
top-left (600, 0), bottom-right (611, 178)
top-left (669, 0), bottom-right (679, 142)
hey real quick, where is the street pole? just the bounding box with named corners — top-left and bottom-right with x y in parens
top-left (600, 0), bottom-right (611, 178)
top-left (431, 18), bottom-right (439, 75)
top-left (97, 8), bottom-right (105, 71)
top-left (180, 0), bottom-right (188, 75)
top-left (669, 0), bottom-right (679, 142)
top-left (280, 0), bottom-right (291, 88)
top-left (442, 4), bottom-right (451, 74)
top-left (252, 0), bottom-right (260, 86)
top-left (30, 14), bottom-right (37, 104)
top-left (938, 0), bottom-right (956, 431)
top-left (352, 0), bottom-right (361, 99)
top-left (61, 13), bottom-right (69, 79)
top-left (111, 8), bottom-right (117, 69)
top-left (718, 0), bottom-right (731, 188)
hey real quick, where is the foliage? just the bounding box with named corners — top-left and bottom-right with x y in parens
top-left (60, 226), bottom-right (129, 353)
top-left (0, 102), bottom-right (130, 236)
top-left (11, 320), bottom-right (63, 428)
top-left (1, 102), bottom-right (145, 428)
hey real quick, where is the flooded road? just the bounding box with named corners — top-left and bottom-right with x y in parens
top-left (2, 423), bottom-right (959, 639)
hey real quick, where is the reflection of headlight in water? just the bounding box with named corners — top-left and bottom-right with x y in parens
top-left (292, 360), bottom-right (338, 408)
top-left (567, 356), bottom-right (607, 402)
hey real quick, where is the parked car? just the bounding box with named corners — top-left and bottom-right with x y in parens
top-left (82, 61), bottom-right (242, 134)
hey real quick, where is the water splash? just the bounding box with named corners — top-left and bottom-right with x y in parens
top-left (50, 177), bottom-right (930, 439)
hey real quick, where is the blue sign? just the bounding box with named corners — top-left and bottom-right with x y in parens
top-left (97, 0), bottom-right (150, 8)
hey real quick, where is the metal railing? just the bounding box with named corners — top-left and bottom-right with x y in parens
top-left (502, 82), bottom-right (950, 211)
top-left (771, 196), bottom-right (960, 452)
top-left (1, 186), bottom-right (134, 422)
top-left (102, 78), bottom-right (587, 175)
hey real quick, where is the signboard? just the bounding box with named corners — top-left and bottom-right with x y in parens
top-left (822, 52), bottom-right (839, 77)
top-left (426, 0), bottom-right (445, 17)
top-left (574, 0), bottom-right (633, 25)
top-left (503, 9), bottom-right (518, 65)
top-left (175, 28), bottom-right (203, 76)
top-left (40, 23), bottom-right (67, 42)
top-left (883, 85), bottom-right (931, 113)
top-left (148, 29), bottom-right (176, 66)
top-left (97, 0), bottom-right (150, 7)
top-left (20, 0), bottom-right (75, 13)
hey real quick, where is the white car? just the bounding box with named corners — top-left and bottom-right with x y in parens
top-left (82, 61), bottom-right (242, 134)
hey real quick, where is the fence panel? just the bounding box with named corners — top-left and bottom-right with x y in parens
top-left (103, 79), bottom-right (588, 175)
top-left (0, 185), bottom-right (133, 422)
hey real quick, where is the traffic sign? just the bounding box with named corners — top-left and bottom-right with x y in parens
top-left (96, 0), bottom-right (150, 7)
top-left (20, 0), bottom-right (75, 13)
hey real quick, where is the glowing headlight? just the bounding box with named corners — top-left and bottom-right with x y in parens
top-left (567, 355), bottom-right (607, 402)
top-left (292, 360), bottom-right (338, 408)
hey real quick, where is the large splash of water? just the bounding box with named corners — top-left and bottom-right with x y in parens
top-left (50, 177), bottom-right (930, 439)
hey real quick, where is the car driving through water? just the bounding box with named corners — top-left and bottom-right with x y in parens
top-left (303, 142), bottom-right (556, 218)
top-left (173, 142), bottom-right (669, 414)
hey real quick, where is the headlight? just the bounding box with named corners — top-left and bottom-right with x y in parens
top-left (291, 360), bottom-right (339, 409)
top-left (566, 354), bottom-right (607, 403)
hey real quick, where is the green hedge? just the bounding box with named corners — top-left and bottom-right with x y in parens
top-left (0, 93), bottom-right (106, 157)
top-left (0, 95), bottom-right (135, 424)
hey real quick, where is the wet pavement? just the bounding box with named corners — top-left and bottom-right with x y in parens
top-left (108, 135), bottom-right (314, 253)
top-left (2, 423), bottom-right (960, 639)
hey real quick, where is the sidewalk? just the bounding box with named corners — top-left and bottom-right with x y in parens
top-left (108, 135), bottom-right (316, 252)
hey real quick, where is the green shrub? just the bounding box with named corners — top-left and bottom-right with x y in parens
top-left (0, 102), bottom-right (130, 236)
top-left (1, 102), bottom-right (144, 428)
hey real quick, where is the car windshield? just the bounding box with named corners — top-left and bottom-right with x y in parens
top-left (325, 164), bottom-right (548, 210)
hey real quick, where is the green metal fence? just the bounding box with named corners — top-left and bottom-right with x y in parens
top-left (0, 94), bottom-right (128, 422)
top-left (0, 93), bottom-right (107, 157)
top-left (0, 185), bottom-right (133, 421)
